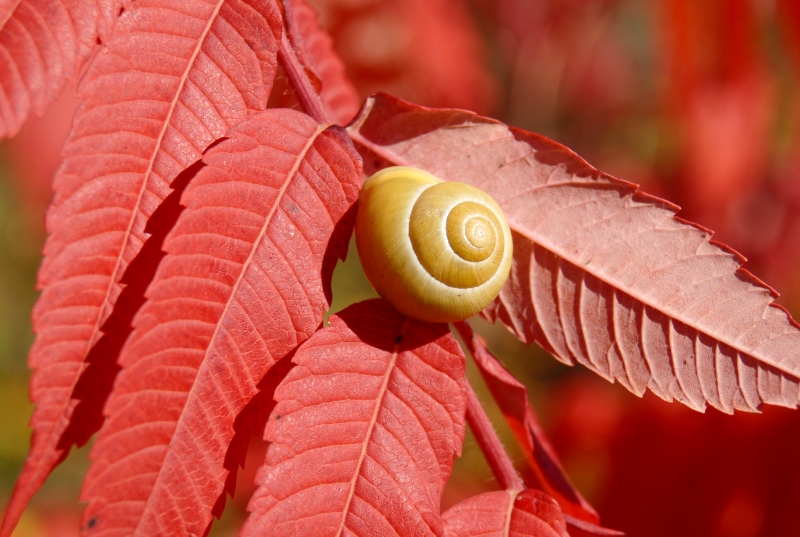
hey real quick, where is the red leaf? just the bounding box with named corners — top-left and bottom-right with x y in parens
top-left (443, 489), bottom-right (569, 537)
top-left (79, 109), bottom-right (361, 535)
top-left (0, 0), bottom-right (108, 139)
top-left (285, 0), bottom-right (360, 125)
top-left (347, 92), bottom-right (800, 414)
top-left (95, 0), bottom-right (120, 39)
top-left (243, 299), bottom-right (466, 537)
top-left (2, 2), bottom-right (283, 534)
top-left (455, 323), bottom-right (599, 524)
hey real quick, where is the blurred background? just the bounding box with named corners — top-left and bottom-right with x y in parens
top-left (3, 0), bottom-right (800, 535)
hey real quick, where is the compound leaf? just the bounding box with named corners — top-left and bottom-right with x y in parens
top-left (79, 109), bottom-right (361, 535)
top-left (1, 2), bottom-right (284, 534)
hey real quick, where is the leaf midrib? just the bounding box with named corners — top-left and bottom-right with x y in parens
top-left (503, 490), bottom-right (518, 537)
top-left (98, 0), bottom-right (257, 530)
top-left (134, 121), bottom-right (327, 535)
top-left (14, 2), bottom-right (233, 528)
top-left (348, 130), bottom-right (800, 380)
top-left (335, 318), bottom-right (409, 537)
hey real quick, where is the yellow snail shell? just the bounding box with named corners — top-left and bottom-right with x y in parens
top-left (354, 166), bottom-right (513, 323)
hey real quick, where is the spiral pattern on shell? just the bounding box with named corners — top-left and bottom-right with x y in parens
top-left (355, 166), bottom-right (513, 323)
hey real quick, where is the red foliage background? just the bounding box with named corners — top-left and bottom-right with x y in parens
top-left (1, 0), bottom-right (800, 536)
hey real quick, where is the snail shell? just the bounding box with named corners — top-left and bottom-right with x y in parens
top-left (355, 166), bottom-right (513, 323)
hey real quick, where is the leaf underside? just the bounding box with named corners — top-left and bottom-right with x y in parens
top-left (243, 299), bottom-right (467, 537)
top-left (1, 2), bottom-right (284, 535)
top-left (80, 109), bottom-right (361, 536)
top-left (348, 92), bottom-right (800, 414)
top-left (443, 490), bottom-right (569, 537)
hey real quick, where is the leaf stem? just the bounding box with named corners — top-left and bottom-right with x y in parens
top-left (278, 28), bottom-right (331, 125)
top-left (465, 378), bottom-right (525, 492)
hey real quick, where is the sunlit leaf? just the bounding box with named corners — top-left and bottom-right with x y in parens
top-left (349, 92), bottom-right (800, 414)
top-left (2, 2), bottom-right (283, 534)
top-left (244, 299), bottom-right (466, 536)
top-left (80, 109), bottom-right (361, 535)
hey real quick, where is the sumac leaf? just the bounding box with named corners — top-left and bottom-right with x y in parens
top-left (243, 299), bottom-right (466, 537)
top-left (3, 1), bottom-right (283, 534)
top-left (348, 92), bottom-right (800, 414)
top-left (77, 109), bottom-right (361, 536)
top-left (0, 0), bottom-right (110, 140)
top-left (285, 0), bottom-right (360, 125)
top-left (443, 489), bottom-right (569, 537)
